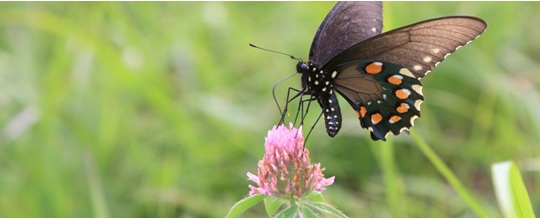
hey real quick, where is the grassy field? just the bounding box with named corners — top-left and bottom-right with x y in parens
top-left (0, 1), bottom-right (538, 217)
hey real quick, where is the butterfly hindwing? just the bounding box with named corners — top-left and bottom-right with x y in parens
top-left (333, 61), bottom-right (423, 140)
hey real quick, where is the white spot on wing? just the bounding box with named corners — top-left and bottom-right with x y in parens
top-left (414, 100), bottom-right (423, 111)
top-left (392, 74), bottom-right (403, 80)
top-left (444, 53), bottom-right (451, 59)
top-left (331, 71), bottom-right (337, 78)
top-left (399, 127), bottom-right (408, 134)
top-left (423, 56), bottom-right (432, 63)
top-left (412, 84), bottom-right (423, 96)
top-left (399, 68), bottom-right (415, 78)
top-left (371, 27), bottom-right (377, 32)
top-left (413, 65), bottom-right (422, 71)
top-left (410, 115), bottom-right (419, 126)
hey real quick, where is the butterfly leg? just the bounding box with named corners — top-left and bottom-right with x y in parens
top-left (279, 86), bottom-right (306, 125)
top-left (292, 94), bottom-right (323, 146)
top-left (293, 93), bottom-right (317, 128)
top-left (303, 110), bottom-right (324, 145)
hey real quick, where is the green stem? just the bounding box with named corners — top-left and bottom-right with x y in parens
top-left (380, 139), bottom-right (407, 217)
top-left (410, 129), bottom-right (487, 217)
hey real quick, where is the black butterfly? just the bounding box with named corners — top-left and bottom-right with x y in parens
top-left (286, 1), bottom-right (487, 141)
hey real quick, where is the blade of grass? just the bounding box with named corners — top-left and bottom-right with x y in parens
top-left (83, 150), bottom-right (110, 217)
top-left (410, 129), bottom-right (487, 217)
top-left (378, 139), bottom-right (408, 217)
top-left (492, 161), bottom-right (536, 218)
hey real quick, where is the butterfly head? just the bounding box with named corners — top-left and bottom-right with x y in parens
top-left (296, 62), bottom-right (310, 74)
top-left (297, 61), bottom-right (312, 91)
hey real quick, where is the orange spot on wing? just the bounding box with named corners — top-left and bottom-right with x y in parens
top-left (396, 103), bottom-right (409, 113)
top-left (389, 115), bottom-right (401, 123)
top-left (395, 89), bottom-right (410, 100)
top-left (365, 62), bottom-right (383, 74)
top-left (360, 106), bottom-right (367, 118)
top-left (388, 75), bottom-right (403, 85)
top-left (371, 113), bottom-right (382, 124)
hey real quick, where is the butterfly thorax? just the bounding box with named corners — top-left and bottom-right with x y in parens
top-left (297, 62), bottom-right (337, 95)
top-left (297, 61), bottom-right (342, 137)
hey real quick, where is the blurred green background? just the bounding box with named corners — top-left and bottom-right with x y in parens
top-left (0, 1), bottom-right (539, 217)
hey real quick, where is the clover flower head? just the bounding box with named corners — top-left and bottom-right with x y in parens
top-left (247, 123), bottom-right (335, 199)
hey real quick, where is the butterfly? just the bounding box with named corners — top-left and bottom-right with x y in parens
top-left (288, 1), bottom-right (487, 141)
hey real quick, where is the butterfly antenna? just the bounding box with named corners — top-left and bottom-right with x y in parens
top-left (249, 43), bottom-right (302, 62)
top-left (272, 72), bottom-right (298, 116)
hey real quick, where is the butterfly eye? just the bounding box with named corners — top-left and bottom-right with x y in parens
top-left (296, 62), bottom-right (310, 73)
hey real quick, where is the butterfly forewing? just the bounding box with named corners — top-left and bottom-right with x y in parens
top-left (324, 16), bottom-right (487, 78)
top-left (309, 1), bottom-right (383, 67)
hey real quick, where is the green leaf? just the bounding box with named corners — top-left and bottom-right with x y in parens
top-left (307, 202), bottom-right (348, 218)
top-left (300, 206), bottom-right (318, 218)
top-left (225, 194), bottom-right (265, 218)
top-left (264, 197), bottom-right (283, 217)
top-left (307, 192), bottom-right (325, 202)
top-left (492, 161), bottom-right (536, 218)
top-left (276, 204), bottom-right (299, 218)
